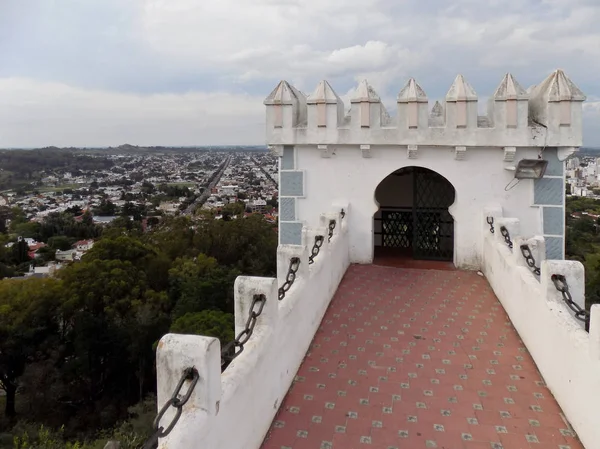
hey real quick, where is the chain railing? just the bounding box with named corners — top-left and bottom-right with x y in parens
top-left (486, 216), bottom-right (495, 234)
top-left (278, 257), bottom-right (301, 300)
top-left (520, 244), bottom-right (541, 276)
top-left (551, 274), bottom-right (590, 328)
top-left (221, 294), bottom-right (267, 371)
top-left (142, 367), bottom-right (199, 449)
top-left (340, 209), bottom-right (346, 220)
top-left (308, 236), bottom-right (324, 265)
top-left (328, 220), bottom-right (336, 242)
top-left (499, 226), bottom-right (513, 249)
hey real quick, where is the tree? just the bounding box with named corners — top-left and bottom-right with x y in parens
top-left (170, 310), bottom-right (234, 344)
top-left (0, 278), bottom-right (61, 417)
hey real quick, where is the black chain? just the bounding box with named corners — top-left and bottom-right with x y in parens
top-left (499, 226), bottom-right (513, 249)
top-left (328, 220), bottom-right (336, 242)
top-left (221, 294), bottom-right (267, 371)
top-left (340, 209), bottom-right (346, 219)
top-left (551, 274), bottom-right (590, 325)
top-left (278, 257), bottom-right (301, 300)
top-left (520, 244), bottom-right (541, 275)
top-left (308, 236), bottom-right (324, 265)
top-left (142, 367), bottom-right (199, 449)
top-left (487, 217), bottom-right (495, 234)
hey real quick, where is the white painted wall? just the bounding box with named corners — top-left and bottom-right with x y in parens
top-left (482, 208), bottom-right (600, 449)
top-left (156, 205), bottom-right (350, 449)
top-left (297, 145), bottom-right (543, 269)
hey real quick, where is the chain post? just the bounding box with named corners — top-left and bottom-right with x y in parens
top-left (328, 220), bottom-right (336, 242)
top-left (278, 257), bottom-right (301, 300)
top-left (499, 226), bottom-right (513, 249)
top-left (519, 244), bottom-right (541, 275)
top-left (142, 367), bottom-right (200, 449)
top-left (551, 274), bottom-right (590, 327)
top-left (221, 294), bottom-right (267, 371)
top-left (308, 235), bottom-right (324, 265)
top-left (486, 216), bottom-right (495, 234)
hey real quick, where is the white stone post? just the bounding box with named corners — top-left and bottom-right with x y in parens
top-left (276, 244), bottom-right (310, 300)
top-left (513, 235), bottom-right (545, 275)
top-left (397, 78), bottom-right (428, 129)
top-left (234, 276), bottom-right (279, 335)
top-left (494, 217), bottom-right (520, 251)
top-left (156, 334), bottom-right (221, 447)
top-left (491, 73), bottom-right (529, 129)
top-left (541, 260), bottom-right (586, 328)
top-left (589, 304), bottom-right (600, 360)
top-left (302, 225), bottom-right (328, 269)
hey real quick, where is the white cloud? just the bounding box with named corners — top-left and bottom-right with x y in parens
top-left (0, 0), bottom-right (599, 145)
top-left (0, 78), bottom-right (264, 147)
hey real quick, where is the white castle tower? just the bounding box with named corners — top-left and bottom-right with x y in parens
top-left (265, 70), bottom-right (586, 268)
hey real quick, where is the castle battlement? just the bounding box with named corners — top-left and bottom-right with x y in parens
top-left (264, 70), bottom-right (585, 148)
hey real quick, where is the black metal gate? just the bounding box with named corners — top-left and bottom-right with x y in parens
top-left (378, 167), bottom-right (455, 261)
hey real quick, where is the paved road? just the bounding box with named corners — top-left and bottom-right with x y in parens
top-left (184, 155), bottom-right (231, 215)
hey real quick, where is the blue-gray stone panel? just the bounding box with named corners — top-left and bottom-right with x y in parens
top-left (544, 148), bottom-right (564, 176)
top-left (279, 197), bottom-right (296, 221)
top-left (282, 146), bottom-right (295, 170)
top-left (545, 236), bottom-right (564, 260)
top-left (543, 207), bottom-right (564, 235)
top-left (280, 222), bottom-right (303, 245)
top-left (534, 178), bottom-right (564, 205)
top-left (280, 171), bottom-right (304, 197)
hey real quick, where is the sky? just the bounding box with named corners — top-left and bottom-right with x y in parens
top-left (0, 0), bottom-right (598, 147)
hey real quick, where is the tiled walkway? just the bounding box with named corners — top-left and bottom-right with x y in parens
top-left (261, 265), bottom-right (584, 449)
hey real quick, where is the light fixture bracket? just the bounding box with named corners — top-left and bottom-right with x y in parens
top-left (514, 159), bottom-right (548, 179)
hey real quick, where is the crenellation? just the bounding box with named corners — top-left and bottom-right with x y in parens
top-left (264, 70), bottom-right (585, 148)
top-left (397, 78), bottom-right (429, 129)
top-left (306, 80), bottom-right (345, 129)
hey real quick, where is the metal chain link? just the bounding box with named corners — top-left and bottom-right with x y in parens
top-left (221, 294), bottom-right (267, 371)
top-left (308, 236), bottom-right (324, 265)
top-left (142, 367), bottom-right (199, 449)
top-left (340, 209), bottom-right (346, 220)
top-left (499, 226), bottom-right (513, 249)
top-left (519, 244), bottom-right (541, 276)
top-left (486, 216), bottom-right (495, 234)
top-left (328, 220), bottom-right (336, 242)
top-left (551, 274), bottom-right (590, 325)
top-left (278, 257), bottom-right (301, 300)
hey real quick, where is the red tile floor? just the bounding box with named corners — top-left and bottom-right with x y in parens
top-left (261, 265), bottom-right (584, 449)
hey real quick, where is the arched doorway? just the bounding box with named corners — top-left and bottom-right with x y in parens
top-left (373, 166), bottom-right (456, 261)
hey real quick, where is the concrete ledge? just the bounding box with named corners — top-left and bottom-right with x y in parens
top-left (482, 231), bottom-right (600, 449)
top-left (156, 205), bottom-right (351, 449)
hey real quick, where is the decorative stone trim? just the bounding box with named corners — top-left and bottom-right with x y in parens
top-left (407, 145), bottom-right (418, 159)
top-left (503, 147), bottom-right (516, 162)
top-left (360, 144), bottom-right (372, 158)
top-left (455, 146), bottom-right (467, 160)
top-left (318, 144), bottom-right (333, 158)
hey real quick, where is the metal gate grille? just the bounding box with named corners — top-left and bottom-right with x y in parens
top-left (413, 168), bottom-right (455, 260)
top-left (381, 210), bottom-right (412, 248)
top-left (378, 167), bottom-right (455, 261)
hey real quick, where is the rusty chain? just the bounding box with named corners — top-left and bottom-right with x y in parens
top-left (221, 294), bottom-right (267, 371)
top-left (551, 274), bottom-right (590, 326)
top-left (499, 226), bottom-right (513, 249)
top-left (520, 244), bottom-right (541, 276)
top-left (328, 220), bottom-right (336, 242)
top-left (308, 236), bottom-right (324, 265)
top-left (486, 216), bottom-right (495, 234)
top-left (278, 257), bottom-right (301, 300)
top-left (141, 367), bottom-right (199, 449)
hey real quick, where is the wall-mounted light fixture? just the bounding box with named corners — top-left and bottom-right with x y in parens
top-left (512, 159), bottom-right (548, 179)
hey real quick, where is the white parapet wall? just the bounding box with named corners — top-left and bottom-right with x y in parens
top-left (482, 207), bottom-right (600, 449)
top-left (155, 204), bottom-right (351, 449)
